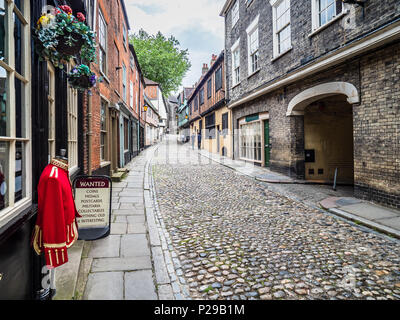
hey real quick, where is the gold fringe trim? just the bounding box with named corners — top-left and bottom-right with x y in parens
top-left (33, 225), bottom-right (42, 255)
top-left (67, 220), bottom-right (78, 249)
top-left (50, 158), bottom-right (69, 171)
top-left (48, 250), bottom-right (53, 266)
top-left (44, 242), bottom-right (67, 249)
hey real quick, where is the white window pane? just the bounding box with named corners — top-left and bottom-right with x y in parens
top-left (327, 3), bottom-right (335, 21)
top-left (0, 66), bottom-right (8, 136)
top-left (0, 141), bottom-right (9, 211)
top-left (14, 141), bottom-right (25, 202)
top-left (320, 0), bottom-right (327, 11)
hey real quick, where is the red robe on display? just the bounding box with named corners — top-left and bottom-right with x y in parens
top-left (32, 159), bottom-right (80, 268)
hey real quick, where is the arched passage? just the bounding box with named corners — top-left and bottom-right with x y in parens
top-left (287, 82), bottom-right (359, 183)
top-left (286, 82), bottom-right (359, 116)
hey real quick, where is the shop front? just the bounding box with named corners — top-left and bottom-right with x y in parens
top-left (238, 112), bottom-right (269, 167)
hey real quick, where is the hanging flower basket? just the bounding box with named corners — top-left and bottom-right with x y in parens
top-left (35, 6), bottom-right (96, 68)
top-left (67, 64), bottom-right (97, 91)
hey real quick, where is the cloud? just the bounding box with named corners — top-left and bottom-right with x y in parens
top-left (124, 0), bottom-right (226, 94)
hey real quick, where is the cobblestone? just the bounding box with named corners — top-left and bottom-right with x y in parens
top-left (151, 139), bottom-right (400, 300)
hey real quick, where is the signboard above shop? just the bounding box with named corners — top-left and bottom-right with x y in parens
top-left (73, 176), bottom-right (112, 240)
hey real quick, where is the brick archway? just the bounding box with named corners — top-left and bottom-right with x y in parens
top-left (286, 82), bottom-right (359, 116)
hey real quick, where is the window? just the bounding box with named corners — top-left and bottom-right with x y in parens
top-left (231, 38), bottom-right (240, 86)
top-left (124, 118), bottom-right (129, 151)
top-left (130, 81), bottom-right (133, 107)
top-left (205, 113), bottom-right (215, 139)
top-left (247, 16), bottom-right (259, 75)
top-left (67, 64), bottom-right (78, 172)
top-left (222, 113), bottom-right (229, 136)
top-left (99, 10), bottom-right (107, 75)
top-left (239, 120), bottom-right (262, 162)
top-left (0, 0), bottom-right (31, 220)
top-left (207, 79), bottom-right (212, 99)
top-left (189, 102), bottom-right (192, 115)
top-left (231, 0), bottom-right (239, 28)
top-left (100, 99), bottom-right (108, 161)
top-left (122, 63), bottom-right (127, 101)
top-left (215, 67), bottom-right (222, 92)
top-left (136, 92), bottom-right (138, 113)
top-left (271, 0), bottom-right (291, 57)
top-left (199, 88), bottom-right (204, 105)
top-left (194, 96), bottom-right (198, 111)
top-left (312, 0), bottom-right (343, 30)
top-left (123, 23), bottom-right (127, 48)
top-left (47, 62), bottom-right (56, 162)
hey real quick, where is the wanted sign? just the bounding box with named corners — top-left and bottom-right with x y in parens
top-left (73, 176), bottom-right (112, 240)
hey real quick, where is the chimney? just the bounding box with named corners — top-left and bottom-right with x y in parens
top-left (210, 54), bottom-right (217, 66)
top-left (202, 63), bottom-right (209, 75)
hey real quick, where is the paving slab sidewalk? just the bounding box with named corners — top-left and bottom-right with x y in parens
top-left (73, 145), bottom-right (178, 300)
top-left (320, 197), bottom-right (400, 238)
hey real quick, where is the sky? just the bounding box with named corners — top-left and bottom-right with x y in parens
top-left (124, 0), bottom-right (226, 97)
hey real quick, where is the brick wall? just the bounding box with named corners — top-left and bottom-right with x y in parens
top-left (353, 41), bottom-right (400, 208)
top-left (224, 0), bottom-right (400, 104)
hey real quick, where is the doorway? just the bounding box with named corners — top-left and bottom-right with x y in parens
top-left (263, 120), bottom-right (270, 167)
top-left (304, 95), bottom-right (354, 183)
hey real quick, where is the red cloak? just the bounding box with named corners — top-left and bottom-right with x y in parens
top-left (32, 159), bottom-right (80, 268)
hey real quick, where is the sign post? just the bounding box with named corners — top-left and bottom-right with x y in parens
top-left (73, 175), bottom-right (112, 240)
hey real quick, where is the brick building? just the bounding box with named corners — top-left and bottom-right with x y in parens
top-left (88, 0), bottom-right (144, 177)
top-left (187, 52), bottom-right (232, 157)
top-left (220, 0), bottom-right (400, 208)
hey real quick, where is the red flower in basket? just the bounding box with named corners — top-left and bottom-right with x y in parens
top-left (60, 5), bottom-right (73, 15)
top-left (77, 12), bottom-right (86, 22)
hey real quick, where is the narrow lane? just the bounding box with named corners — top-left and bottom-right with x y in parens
top-left (151, 136), bottom-right (400, 300)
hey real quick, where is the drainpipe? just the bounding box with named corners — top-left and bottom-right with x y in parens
top-left (87, 91), bottom-right (93, 175)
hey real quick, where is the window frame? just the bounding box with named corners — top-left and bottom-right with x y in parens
top-left (47, 61), bottom-right (56, 163)
top-left (311, 0), bottom-right (344, 32)
top-left (67, 62), bottom-right (78, 174)
top-left (123, 117), bottom-right (129, 151)
top-left (271, 0), bottom-right (292, 59)
top-left (231, 37), bottom-right (240, 86)
top-left (215, 66), bottom-right (223, 92)
top-left (199, 87), bottom-right (204, 106)
top-left (246, 15), bottom-right (260, 76)
top-left (0, 0), bottom-right (32, 225)
top-left (122, 62), bottom-right (127, 101)
top-left (205, 112), bottom-right (216, 139)
top-left (222, 112), bottom-right (229, 136)
top-left (100, 99), bottom-right (108, 162)
top-left (239, 119), bottom-right (262, 163)
top-left (98, 10), bottom-right (107, 76)
top-left (231, 0), bottom-right (239, 29)
top-left (207, 79), bottom-right (212, 99)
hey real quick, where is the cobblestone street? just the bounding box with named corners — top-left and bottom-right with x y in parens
top-left (151, 137), bottom-right (400, 300)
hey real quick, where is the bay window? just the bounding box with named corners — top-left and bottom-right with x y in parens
top-left (0, 0), bottom-right (31, 223)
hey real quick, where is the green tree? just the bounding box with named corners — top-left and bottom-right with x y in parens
top-left (130, 29), bottom-right (191, 97)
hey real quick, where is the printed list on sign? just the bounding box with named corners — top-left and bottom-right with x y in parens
top-left (75, 178), bottom-right (111, 229)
